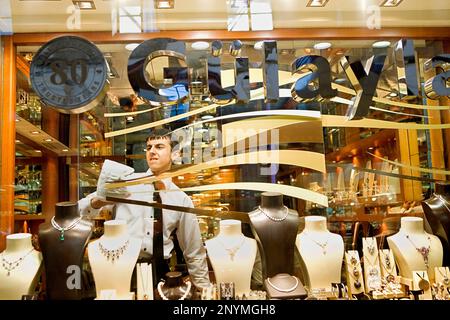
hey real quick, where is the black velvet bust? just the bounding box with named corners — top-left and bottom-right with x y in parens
top-left (249, 192), bottom-right (300, 279)
top-left (421, 182), bottom-right (450, 266)
top-left (38, 202), bottom-right (93, 300)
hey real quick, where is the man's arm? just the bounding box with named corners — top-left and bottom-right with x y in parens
top-left (176, 196), bottom-right (211, 289)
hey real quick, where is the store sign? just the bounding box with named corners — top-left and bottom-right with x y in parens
top-left (31, 36), bottom-right (449, 117)
top-left (30, 36), bottom-right (109, 114)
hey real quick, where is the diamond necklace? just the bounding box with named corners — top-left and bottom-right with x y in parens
top-left (51, 216), bottom-right (82, 241)
top-left (405, 234), bottom-right (431, 269)
top-left (98, 239), bottom-right (130, 262)
top-left (1, 249), bottom-right (34, 276)
top-left (258, 206), bottom-right (289, 222)
top-left (303, 232), bottom-right (328, 255)
top-left (217, 237), bottom-right (246, 261)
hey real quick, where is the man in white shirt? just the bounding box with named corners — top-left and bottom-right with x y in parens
top-left (79, 128), bottom-right (211, 289)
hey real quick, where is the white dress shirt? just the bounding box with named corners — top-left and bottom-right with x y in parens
top-left (79, 170), bottom-right (211, 288)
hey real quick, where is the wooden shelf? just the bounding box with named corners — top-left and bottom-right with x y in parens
top-left (14, 214), bottom-right (45, 221)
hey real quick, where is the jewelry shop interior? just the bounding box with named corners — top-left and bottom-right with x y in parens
top-left (0, 0), bottom-right (450, 301)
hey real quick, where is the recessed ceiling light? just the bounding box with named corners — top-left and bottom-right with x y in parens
top-left (389, 92), bottom-right (398, 97)
top-left (372, 41), bottom-right (391, 48)
top-left (44, 138), bottom-right (53, 142)
top-left (380, 0), bottom-right (403, 7)
top-left (30, 131), bottom-right (40, 135)
top-left (125, 43), bottom-right (140, 51)
top-left (34, 150), bottom-right (42, 153)
top-left (313, 42), bottom-right (332, 50)
top-left (155, 0), bottom-right (174, 9)
top-left (191, 41), bottom-right (209, 51)
top-left (254, 41), bottom-right (264, 50)
top-left (307, 0), bottom-right (330, 7)
top-left (15, 119), bottom-right (20, 122)
top-left (62, 149), bottom-right (69, 152)
top-left (72, 1), bottom-right (95, 10)
top-left (15, 139), bottom-right (21, 143)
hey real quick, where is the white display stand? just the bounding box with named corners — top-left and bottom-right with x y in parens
top-left (387, 217), bottom-right (443, 282)
top-left (295, 216), bottom-right (344, 292)
top-left (205, 220), bottom-right (257, 297)
top-left (0, 233), bottom-right (42, 300)
top-left (88, 220), bottom-right (141, 300)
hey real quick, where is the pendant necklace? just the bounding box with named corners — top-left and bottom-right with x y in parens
top-left (366, 237), bottom-right (377, 256)
top-left (266, 275), bottom-right (299, 293)
top-left (98, 239), bottom-right (130, 262)
top-left (437, 267), bottom-right (449, 286)
top-left (1, 249), bottom-right (34, 276)
top-left (217, 237), bottom-right (245, 262)
top-left (258, 206), bottom-right (289, 222)
top-left (405, 234), bottom-right (431, 269)
top-left (379, 250), bottom-right (395, 283)
top-left (51, 216), bottom-right (82, 241)
top-left (416, 271), bottom-right (430, 291)
top-left (139, 264), bottom-right (150, 300)
top-left (303, 232), bottom-right (328, 255)
top-left (348, 253), bottom-right (362, 289)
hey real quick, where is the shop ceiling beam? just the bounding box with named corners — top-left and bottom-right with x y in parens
top-left (11, 27), bottom-right (450, 45)
top-left (0, 36), bottom-right (17, 250)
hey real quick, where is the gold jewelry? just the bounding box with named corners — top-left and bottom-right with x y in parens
top-left (379, 250), bottom-right (395, 282)
top-left (416, 272), bottom-right (430, 291)
top-left (347, 253), bottom-right (362, 289)
top-left (139, 264), bottom-right (150, 300)
top-left (366, 237), bottom-right (377, 255)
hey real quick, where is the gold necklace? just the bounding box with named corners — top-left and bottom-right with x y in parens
top-left (366, 237), bottom-right (377, 255)
top-left (379, 250), bottom-right (395, 282)
top-left (347, 253), bottom-right (362, 289)
top-left (416, 271), bottom-right (430, 291)
top-left (139, 264), bottom-right (150, 300)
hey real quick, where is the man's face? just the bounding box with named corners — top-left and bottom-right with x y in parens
top-left (146, 137), bottom-right (172, 175)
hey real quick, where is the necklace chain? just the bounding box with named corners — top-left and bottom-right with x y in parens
top-left (98, 239), bottom-right (130, 262)
top-left (405, 234), bottom-right (431, 269)
top-left (1, 249), bottom-right (34, 276)
top-left (437, 267), bottom-right (450, 285)
top-left (347, 252), bottom-right (363, 289)
top-left (303, 232), bottom-right (328, 255)
top-left (51, 216), bottom-right (82, 241)
top-left (139, 264), bottom-right (151, 300)
top-left (258, 206), bottom-right (289, 222)
top-left (266, 275), bottom-right (299, 293)
top-left (157, 280), bottom-right (191, 300)
top-left (217, 237), bottom-right (245, 262)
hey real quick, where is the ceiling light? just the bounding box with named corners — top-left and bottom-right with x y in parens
top-left (380, 0), bottom-right (403, 7)
top-left (389, 92), bottom-right (398, 97)
top-left (254, 41), bottom-right (264, 50)
top-left (307, 0), bottom-right (330, 7)
top-left (125, 43), bottom-right (140, 51)
top-left (368, 146), bottom-right (375, 151)
top-left (30, 131), bottom-right (40, 135)
top-left (372, 41), bottom-right (391, 48)
top-left (72, 1), bottom-right (95, 10)
top-left (155, 0), bottom-right (174, 9)
top-left (34, 150), bottom-right (42, 153)
top-left (201, 115), bottom-right (214, 120)
top-left (15, 140), bottom-right (21, 143)
top-left (313, 42), bottom-right (332, 50)
top-left (191, 41), bottom-right (209, 51)
top-left (62, 149), bottom-right (69, 152)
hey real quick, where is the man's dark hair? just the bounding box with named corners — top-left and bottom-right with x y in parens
top-left (146, 128), bottom-right (176, 150)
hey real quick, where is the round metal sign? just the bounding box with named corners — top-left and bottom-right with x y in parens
top-left (30, 36), bottom-right (108, 114)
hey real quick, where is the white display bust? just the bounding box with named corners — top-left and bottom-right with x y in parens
top-left (295, 216), bottom-right (344, 291)
top-left (88, 220), bottom-right (141, 299)
top-left (0, 233), bottom-right (42, 300)
top-left (387, 217), bottom-right (443, 282)
top-left (205, 219), bottom-right (257, 297)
